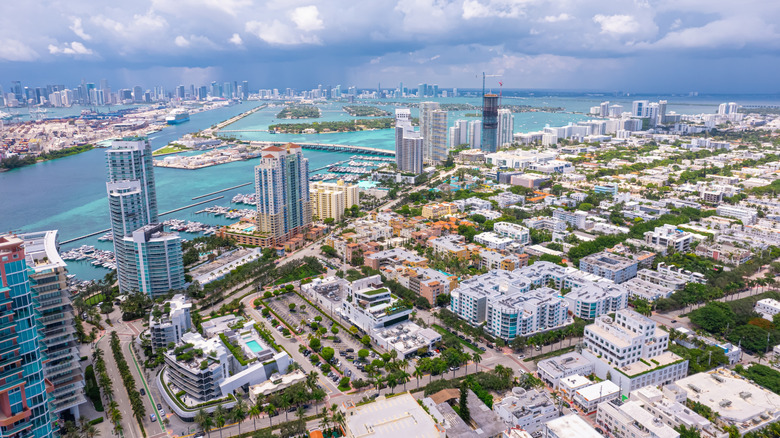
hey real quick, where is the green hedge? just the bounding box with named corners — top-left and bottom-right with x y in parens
top-left (84, 365), bottom-right (104, 411)
top-left (89, 417), bottom-right (104, 425)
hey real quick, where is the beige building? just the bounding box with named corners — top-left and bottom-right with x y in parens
top-left (310, 179), bottom-right (359, 222)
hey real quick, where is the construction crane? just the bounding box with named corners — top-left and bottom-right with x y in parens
top-left (481, 72), bottom-right (502, 96)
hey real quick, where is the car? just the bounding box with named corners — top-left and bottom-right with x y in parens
top-left (139, 388), bottom-right (146, 396)
top-left (159, 408), bottom-right (165, 415)
top-left (150, 414), bottom-right (156, 422)
top-left (450, 366), bottom-right (460, 371)
top-left (458, 335), bottom-right (465, 340)
top-left (194, 434), bottom-right (205, 438)
top-left (340, 351), bottom-right (347, 356)
top-left (346, 355), bottom-right (354, 360)
top-left (479, 347), bottom-right (486, 352)
top-left (671, 320), bottom-right (678, 324)
top-left (346, 348), bottom-right (354, 353)
top-left (517, 354), bottom-right (525, 359)
top-left (157, 403), bottom-right (162, 410)
top-left (535, 345), bottom-right (542, 351)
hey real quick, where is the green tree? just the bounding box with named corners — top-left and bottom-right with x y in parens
top-left (358, 349), bottom-right (370, 360)
top-left (361, 335), bottom-right (371, 346)
top-left (321, 347), bottom-right (335, 362)
top-left (689, 302), bottom-right (736, 334)
top-left (458, 380), bottom-right (470, 423)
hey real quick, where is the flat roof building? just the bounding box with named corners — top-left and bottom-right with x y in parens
top-left (494, 388), bottom-right (560, 434)
top-left (580, 251), bottom-right (638, 284)
top-left (343, 393), bottom-right (444, 438)
top-left (150, 294), bottom-right (192, 352)
top-left (537, 352), bottom-right (594, 388)
top-left (544, 414), bottom-right (602, 438)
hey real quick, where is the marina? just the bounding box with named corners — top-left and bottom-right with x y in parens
top-left (61, 245), bottom-right (116, 270)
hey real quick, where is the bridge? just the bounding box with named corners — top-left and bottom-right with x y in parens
top-left (215, 138), bottom-right (395, 156)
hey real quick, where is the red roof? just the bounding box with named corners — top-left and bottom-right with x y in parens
top-left (264, 146), bottom-right (283, 152)
top-left (287, 143), bottom-right (301, 148)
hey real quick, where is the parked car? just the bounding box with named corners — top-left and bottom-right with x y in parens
top-left (150, 414), bottom-right (156, 422)
top-left (157, 403), bottom-right (162, 410)
top-left (346, 348), bottom-right (354, 353)
top-left (139, 388), bottom-right (146, 396)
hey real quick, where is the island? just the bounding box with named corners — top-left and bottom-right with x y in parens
top-left (276, 105), bottom-right (321, 119)
top-left (343, 105), bottom-right (390, 117)
top-left (0, 144), bottom-right (93, 171)
top-left (268, 118), bottom-right (394, 134)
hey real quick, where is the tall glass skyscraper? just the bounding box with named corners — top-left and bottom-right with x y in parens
top-left (106, 138), bottom-right (184, 297)
top-left (481, 94), bottom-right (499, 153)
top-left (255, 143), bottom-right (311, 245)
top-left (0, 235), bottom-right (54, 438)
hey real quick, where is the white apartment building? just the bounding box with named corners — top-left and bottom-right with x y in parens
top-left (552, 208), bottom-right (588, 229)
top-left (474, 232), bottom-right (515, 250)
top-left (150, 294), bottom-right (192, 352)
top-left (537, 352), bottom-right (594, 388)
top-left (755, 298), bottom-right (780, 320)
top-left (449, 268), bottom-right (571, 340)
top-left (493, 222), bottom-right (530, 245)
top-left (453, 197), bottom-right (493, 212)
top-left (544, 415), bottom-right (602, 438)
top-left (523, 216), bottom-right (568, 233)
top-left (579, 251), bottom-right (638, 284)
top-left (583, 309), bottom-right (688, 394)
top-left (310, 180), bottom-right (359, 222)
top-left (340, 275), bottom-right (413, 334)
top-left (573, 380), bottom-right (620, 413)
top-left (644, 224), bottom-right (693, 253)
top-left (494, 388), bottom-right (559, 434)
top-left (716, 205), bottom-right (758, 225)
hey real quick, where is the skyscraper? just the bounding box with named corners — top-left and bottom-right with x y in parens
top-left (632, 100), bottom-right (649, 117)
top-left (106, 138), bottom-right (184, 297)
top-left (430, 109), bottom-right (448, 163)
top-left (132, 85), bottom-right (143, 103)
top-left (255, 143), bottom-right (311, 244)
top-left (394, 109), bottom-right (423, 174)
top-left (497, 109), bottom-right (514, 148)
top-left (0, 235), bottom-right (55, 438)
top-left (469, 120), bottom-right (482, 149)
top-left (481, 94), bottom-right (499, 153)
top-left (599, 101), bottom-right (610, 117)
top-left (19, 231), bottom-right (85, 418)
top-left (419, 101), bottom-right (440, 164)
top-left (455, 119), bottom-right (469, 146)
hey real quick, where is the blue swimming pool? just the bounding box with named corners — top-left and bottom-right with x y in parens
top-left (246, 340), bottom-right (264, 353)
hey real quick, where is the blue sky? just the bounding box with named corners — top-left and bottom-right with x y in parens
top-left (2, 0), bottom-right (779, 92)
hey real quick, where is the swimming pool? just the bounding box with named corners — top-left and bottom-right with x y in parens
top-left (246, 340), bottom-right (264, 353)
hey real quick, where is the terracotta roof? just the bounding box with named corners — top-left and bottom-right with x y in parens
top-left (264, 146), bottom-right (283, 152)
top-left (287, 143), bottom-right (301, 148)
top-left (428, 388), bottom-right (460, 405)
top-left (263, 154), bottom-right (274, 158)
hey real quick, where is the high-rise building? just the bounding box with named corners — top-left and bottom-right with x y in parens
top-left (242, 81), bottom-right (249, 99)
top-left (632, 100), bottom-right (649, 117)
top-left (419, 101), bottom-right (440, 164)
top-left (176, 85), bottom-right (185, 99)
top-left (19, 231), bottom-right (86, 418)
top-left (0, 235), bottom-right (55, 438)
top-left (395, 109), bottom-right (424, 174)
top-left (132, 85), bottom-right (143, 103)
top-left (223, 82), bottom-right (232, 99)
top-left (469, 120), bottom-right (482, 149)
top-left (599, 101), bottom-right (609, 117)
top-left (455, 119), bottom-right (469, 146)
top-left (255, 143), bottom-right (311, 243)
top-left (310, 180), bottom-right (360, 223)
top-left (430, 109), bottom-right (448, 164)
top-left (657, 100), bottom-right (667, 124)
top-left (198, 86), bottom-right (208, 100)
top-left (481, 94), bottom-right (499, 153)
top-left (106, 138), bottom-right (184, 297)
top-left (497, 108), bottom-right (514, 147)
top-left (449, 126), bottom-right (460, 151)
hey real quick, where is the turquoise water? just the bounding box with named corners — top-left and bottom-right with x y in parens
top-left (2, 94), bottom-right (777, 281)
top-left (246, 340), bottom-right (264, 353)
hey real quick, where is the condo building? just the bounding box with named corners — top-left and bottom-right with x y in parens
top-left (310, 180), bottom-right (359, 223)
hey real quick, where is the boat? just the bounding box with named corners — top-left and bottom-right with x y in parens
top-left (166, 109), bottom-right (190, 125)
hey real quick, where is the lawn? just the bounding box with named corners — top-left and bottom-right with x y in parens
top-left (274, 265), bottom-right (323, 285)
top-left (152, 144), bottom-right (191, 155)
top-left (432, 324), bottom-right (481, 353)
top-left (84, 293), bottom-right (106, 306)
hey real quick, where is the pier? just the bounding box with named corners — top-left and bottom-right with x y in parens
top-left (60, 196), bottom-right (225, 245)
top-left (192, 183), bottom-right (252, 200)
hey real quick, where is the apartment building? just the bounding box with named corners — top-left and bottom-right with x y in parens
top-left (493, 222), bottom-right (531, 245)
top-left (553, 208), bottom-right (588, 229)
top-left (643, 224), bottom-right (693, 253)
top-left (150, 294), bottom-right (192, 352)
top-left (716, 205), bottom-right (758, 225)
top-left (579, 251), bottom-right (638, 284)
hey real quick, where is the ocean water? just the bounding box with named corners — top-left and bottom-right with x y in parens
top-left (2, 94), bottom-right (776, 281)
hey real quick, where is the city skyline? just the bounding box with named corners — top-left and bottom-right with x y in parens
top-left (1, 1), bottom-right (779, 93)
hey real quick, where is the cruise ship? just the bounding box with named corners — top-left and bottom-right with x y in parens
top-left (166, 109), bottom-right (190, 124)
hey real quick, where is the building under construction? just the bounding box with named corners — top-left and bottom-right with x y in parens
top-left (481, 93), bottom-right (499, 153)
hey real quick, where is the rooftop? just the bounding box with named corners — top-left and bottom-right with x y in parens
top-left (343, 393), bottom-right (443, 438)
top-left (545, 414), bottom-right (602, 437)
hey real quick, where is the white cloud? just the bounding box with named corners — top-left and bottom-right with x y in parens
top-left (151, 0), bottom-right (253, 17)
top-left (48, 41), bottom-right (94, 56)
top-left (175, 36), bottom-right (190, 47)
top-left (0, 39), bottom-right (38, 61)
top-left (649, 16), bottom-right (779, 49)
top-left (670, 18), bottom-right (682, 30)
top-left (229, 33), bottom-right (243, 45)
top-left (462, 0), bottom-right (528, 19)
top-left (69, 17), bottom-right (91, 40)
top-left (246, 19), bottom-right (321, 45)
top-left (290, 6), bottom-right (323, 31)
top-left (541, 13), bottom-right (572, 23)
top-left (593, 14), bottom-right (640, 35)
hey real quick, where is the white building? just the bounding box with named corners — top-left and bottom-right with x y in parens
top-left (583, 309), bottom-right (688, 394)
top-left (572, 380), bottom-right (620, 413)
top-left (340, 275), bottom-right (413, 334)
top-left (373, 322), bottom-right (441, 358)
top-left (755, 298), bottom-right (780, 320)
top-left (544, 415), bottom-right (602, 438)
top-left (644, 224), bottom-right (693, 253)
top-left (493, 222), bottom-right (530, 245)
top-left (395, 109), bottom-right (424, 174)
top-left (150, 294), bottom-right (192, 352)
top-left (716, 205), bottom-right (758, 225)
top-left (552, 208), bottom-right (588, 229)
top-left (498, 109), bottom-right (515, 147)
top-left (494, 388), bottom-right (559, 434)
top-left (537, 352), bottom-right (594, 388)
top-left (523, 216), bottom-right (568, 233)
top-left (475, 232), bottom-right (515, 250)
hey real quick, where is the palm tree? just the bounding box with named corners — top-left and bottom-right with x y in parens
top-left (265, 403), bottom-right (276, 427)
top-left (413, 366), bottom-right (424, 388)
top-left (387, 376), bottom-right (398, 393)
top-left (313, 388), bottom-right (326, 415)
top-left (230, 398), bottom-right (247, 438)
top-left (307, 370), bottom-right (319, 389)
top-left (472, 352), bottom-right (482, 374)
top-left (86, 425), bottom-right (100, 438)
top-left (279, 394), bottom-right (291, 421)
top-left (332, 410), bottom-right (346, 433)
top-left (319, 405), bottom-right (331, 431)
top-left (399, 370), bottom-right (410, 391)
top-left (248, 401), bottom-right (261, 432)
top-left (213, 405), bottom-right (227, 438)
top-left (195, 409), bottom-right (213, 438)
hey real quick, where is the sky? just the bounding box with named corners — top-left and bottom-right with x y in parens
top-left (1, 0), bottom-right (780, 93)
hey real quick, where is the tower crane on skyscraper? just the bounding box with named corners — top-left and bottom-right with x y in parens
top-left (481, 72), bottom-right (502, 96)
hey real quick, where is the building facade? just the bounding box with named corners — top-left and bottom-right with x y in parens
top-left (395, 109), bottom-right (424, 174)
top-left (255, 143), bottom-right (312, 243)
top-left (310, 180), bottom-right (359, 222)
top-left (150, 294), bottom-right (192, 352)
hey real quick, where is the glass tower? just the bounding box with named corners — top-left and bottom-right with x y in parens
top-left (481, 94), bottom-right (499, 153)
top-left (0, 235), bottom-right (54, 438)
top-left (106, 138), bottom-right (184, 297)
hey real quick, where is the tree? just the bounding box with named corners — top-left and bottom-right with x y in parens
top-left (289, 303), bottom-right (296, 312)
top-left (578, 202), bottom-right (593, 211)
top-left (458, 380), bottom-right (470, 423)
top-left (248, 401), bottom-right (261, 432)
top-left (265, 403), bottom-right (276, 426)
top-left (321, 347), bottom-right (335, 362)
top-left (436, 293), bottom-right (451, 307)
top-left (689, 302), bottom-right (736, 334)
top-left (471, 352), bottom-right (482, 374)
top-left (361, 335), bottom-right (371, 346)
top-left (230, 398), bottom-right (247, 438)
top-left (310, 338), bottom-right (321, 351)
top-left (358, 349), bottom-right (370, 360)
top-left (213, 408), bottom-right (226, 438)
top-left (331, 326), bottom-right (339, 336)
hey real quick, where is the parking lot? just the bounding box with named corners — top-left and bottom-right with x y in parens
top-left (262, 291), bottom-right (373, 387)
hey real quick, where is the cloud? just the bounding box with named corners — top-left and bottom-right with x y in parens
top-left (0, 39), bottom-right (38, 61)
top-left (541, 13), bottom-right (572, 23)
top-left (175, 36), bottom-right (190, 47)
top-left (69, 17), bottom-right (91, 40)
top-left (229, 33), bottom-right (243, 45)
top-left (48, 41), bottom-right (94, 56)
top-left (246, 19), bottom-right (321, 45)
top-left (593, 14), bottom-right (640, 35)
top-left (462, 0), bottom-right (528, 19)
top-left (649, 16), bottom-right (780, 50)
top-left (290, 6), bottom-right (324, 31)
top-left (151, 0), bottom-right (253, 17)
